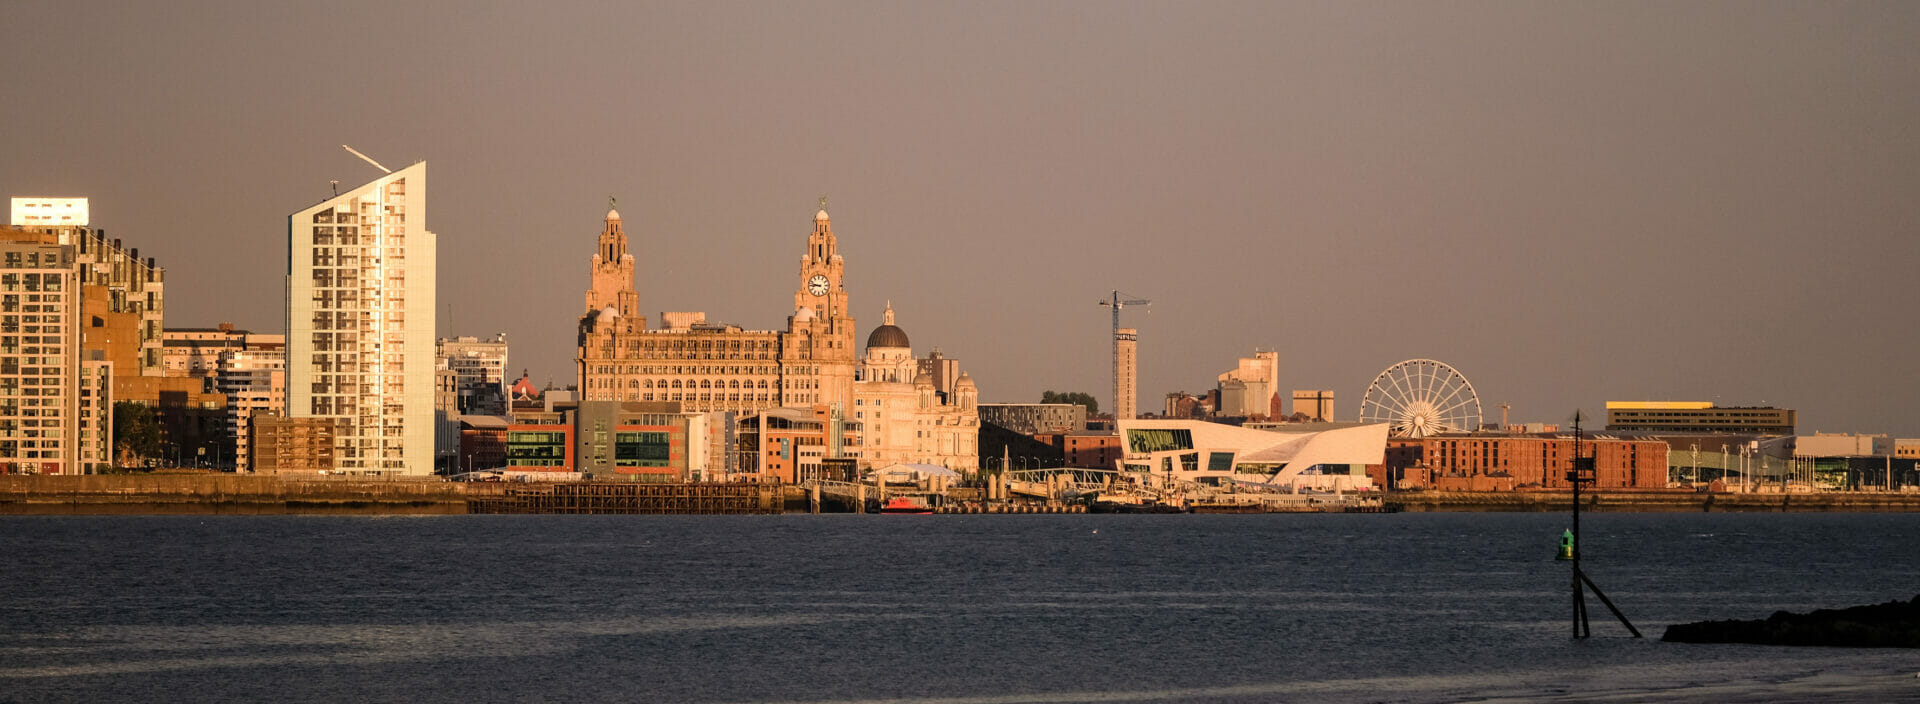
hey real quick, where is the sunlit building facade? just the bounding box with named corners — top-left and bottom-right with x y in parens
top-left (576, 205), bottom-right (858, 413)
top-left (287, 162), bottom-right (437, 475)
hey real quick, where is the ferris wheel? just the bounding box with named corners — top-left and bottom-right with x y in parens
top-left (1359, 359), bottom-right (1483, 438)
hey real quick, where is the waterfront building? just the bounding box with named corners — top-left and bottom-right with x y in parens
top-left (1411, 433), bottom-right (1669, 490)
top-left (1031, 431), bottom-right (1124, 469)
top-left (1605, 401), bottom-right (1796, 435)
top-left (162, 325), bottom-right (286, 471)
top-left (737, 405), bottom-right (863, 483)
top-left (1115, 418), bottom-right (1388, 490)
top-left (577, 205), bottom-right (857, 414)
top-left (1794, 432), bottom-right (1892, 458)
top-left (1115, 327), bottom-right (1138, 420)
top-left (435, 365), bottom-right (459, 472)
top-left (457, 415), bottom-right (508, 474)
top-left (6, 203), bottom-right (194, 471)
top-left (1292, 390), bottom-right (1335, 423)
top-left (1898, 440), bottom-right (1920, 461)
top-left (850, 304), bottom-right (979, 472)
top-left (572, 401), bottom-right (715, 482)
top-left (1215, 349), bottom-right (1277, 418)
top-left (249, 413), bottom-right (339, 475)
top-left (0, 239), bottom-right (86, 473)
top-left (978, 403), bottom-right (1086, 435)
top-left (287, 162), bottom-right (437, 475)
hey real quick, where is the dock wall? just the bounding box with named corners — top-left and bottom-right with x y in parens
top-left (0, 475), bottom-right (501, 515)
top-left (1388, 490), bottom-right (1920, 513)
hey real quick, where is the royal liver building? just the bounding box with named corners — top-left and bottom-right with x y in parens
top-left (576, 204), bottom-right (859, 413)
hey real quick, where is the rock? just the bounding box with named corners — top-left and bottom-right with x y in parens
top-left (1662, 595), bottom-right (1920, 647)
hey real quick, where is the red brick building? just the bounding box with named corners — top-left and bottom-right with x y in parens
top-left (1032, 432), bottom-right (1124, 469)
top-left (1417, 434), bottom-right (1668, 489)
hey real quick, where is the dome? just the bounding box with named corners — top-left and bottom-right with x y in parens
top-left (794, 306), bottom-right (816, 322)
top-left (606, 208), bottom-right (621, 221)
top-left (815, 209), bottom-right (830, 222)
top-left (866, 301), bottom-right (909, 348)
top-left (866, 324), bottom-right (909, 349)
top-left (595, 306), bottom-right (620, 324)
top-left (955, 371), bottom-right (976, 388)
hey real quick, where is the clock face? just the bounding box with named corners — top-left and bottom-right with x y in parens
top-left (808, 274), bottom-right (829, 296)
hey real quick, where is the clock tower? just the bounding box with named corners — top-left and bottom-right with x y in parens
top-left (784, 201), bottom-right (858, 411)
top-left (793, 201), bottom-right (850, 326)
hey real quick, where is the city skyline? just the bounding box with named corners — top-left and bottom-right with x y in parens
top-left (5, 1), bottom-right (1917, 437)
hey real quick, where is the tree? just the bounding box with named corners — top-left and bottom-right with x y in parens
top-left (112, 401), bottom-right (164, 469)
top-left (1040, 390), bottom-right (1099, 417)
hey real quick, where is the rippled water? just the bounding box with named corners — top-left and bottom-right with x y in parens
top-left (3, 513), bottom-right (1918, 702)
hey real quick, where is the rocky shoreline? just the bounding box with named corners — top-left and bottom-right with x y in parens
top-left (1662, 595), bottom-right (1920, 647)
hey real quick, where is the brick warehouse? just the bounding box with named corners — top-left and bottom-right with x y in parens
top-left (1410, 434), bottom-right (1669, 490)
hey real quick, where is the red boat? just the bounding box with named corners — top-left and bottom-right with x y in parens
top-left (879, 496), bottom-right (933, 514)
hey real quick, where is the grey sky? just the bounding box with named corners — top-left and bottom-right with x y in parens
top-left (5, 1), bottom-right (1916, 435)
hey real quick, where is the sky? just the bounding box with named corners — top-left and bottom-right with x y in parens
top-left (4, 1), bottom-right (1917, 436)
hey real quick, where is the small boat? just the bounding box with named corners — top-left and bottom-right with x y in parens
top-left (879, 496), bottom-right (932, 515)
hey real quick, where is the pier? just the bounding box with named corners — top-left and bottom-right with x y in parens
top-left (467, 482), bottom-right (780, 515)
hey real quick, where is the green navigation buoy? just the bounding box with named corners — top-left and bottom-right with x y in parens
top-left (1556, 528), bottom-right (1575, 561)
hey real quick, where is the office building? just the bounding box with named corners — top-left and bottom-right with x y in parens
top-left (1605, 402), bottom-right (1796, 435)
top-left (287, 162), bottom-right (437, 475)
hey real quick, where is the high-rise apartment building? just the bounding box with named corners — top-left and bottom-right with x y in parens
top-left (287, 162), bottom-right (437, 475)
top-left (0, 239), bottom-right (86, 473)
top-left (1115, 327), bottom-right (1137, 420)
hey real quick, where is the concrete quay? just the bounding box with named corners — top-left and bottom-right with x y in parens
top-left (0, 475), bottom-right (500, 515)
top-left (1388, 490), bottom-right (1920, 513)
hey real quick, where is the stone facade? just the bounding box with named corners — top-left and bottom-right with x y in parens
top-left (850, 304), bottom-right (978, 472)
top-left (577, 206), bottom-right (857, 414)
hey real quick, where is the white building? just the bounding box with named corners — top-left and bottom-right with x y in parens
top-left (287, 161), bottom-right (437, 475)
top-left (1116, 418), bottom-right (1388, 491)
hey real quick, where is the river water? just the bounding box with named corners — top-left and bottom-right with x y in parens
top-left (2, 513), bottom-right (1917, 703)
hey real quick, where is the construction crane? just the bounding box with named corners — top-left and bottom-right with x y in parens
top-left (1098, 290), bottom-right (1150, 419)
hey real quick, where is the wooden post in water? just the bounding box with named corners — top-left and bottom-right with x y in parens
top-left (809, 483), bottom-right (821, 514)
top-left (1568, 411), bottom-right (1640, 639)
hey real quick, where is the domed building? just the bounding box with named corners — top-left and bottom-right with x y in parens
top-left (852, 304), bottom-right (979, 473)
